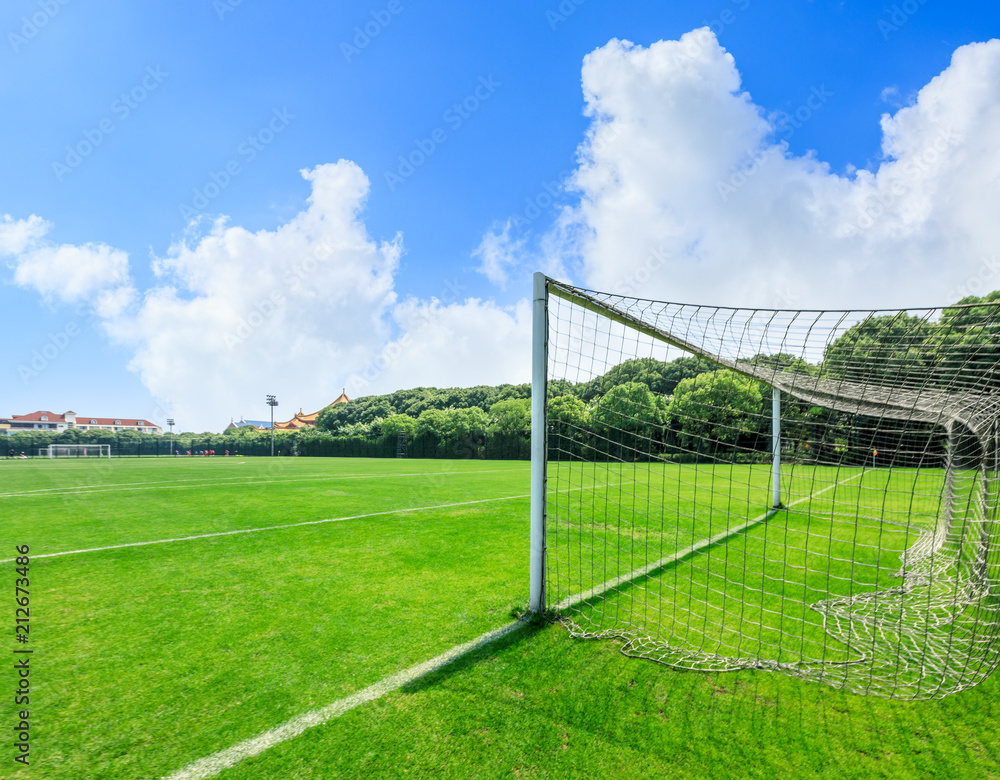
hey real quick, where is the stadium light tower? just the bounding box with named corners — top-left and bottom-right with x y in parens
top-left (266, 395), bottom-right (278, 456)
top-left (167, 418), bottom-right (175, 456)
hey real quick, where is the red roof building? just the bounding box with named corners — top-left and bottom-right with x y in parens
top-left (3, 411), bottom-right (163, 434)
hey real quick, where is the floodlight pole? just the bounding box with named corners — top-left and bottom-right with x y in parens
top-left (267, 395), bottom-right (278, 456)
top-left (530, 272), bottom-right (548, 614)
top-left (772, 387), bottom-right (782, 509)
top-left (167, 418), bottom-right (175, 457)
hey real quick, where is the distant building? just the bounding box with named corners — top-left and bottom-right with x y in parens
top-left (226, 391), bottom-right (350, 432)
top-left (2, 410), bottom-right (162, 434)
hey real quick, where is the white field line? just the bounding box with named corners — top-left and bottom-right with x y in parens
top-left (162, 619), bottom-right (522, 780)
top-left (0, 467), bottom-right (528, 499)
top-left (0, 493), bottom-right (533, 563)
top-left (555, 470), bottom-right (865, 610)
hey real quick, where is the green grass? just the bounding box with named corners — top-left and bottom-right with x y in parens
top-left (1, 456), bottom-right (998, 779)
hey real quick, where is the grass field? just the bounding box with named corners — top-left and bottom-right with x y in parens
top-left (2, 456), bottom-right (999, 779)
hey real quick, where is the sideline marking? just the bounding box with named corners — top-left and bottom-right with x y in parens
top-left (162, 620), bottom-right (524, 780)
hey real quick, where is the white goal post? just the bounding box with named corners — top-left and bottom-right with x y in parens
top-left (530, 272), bottom-right (1000, 700)
top-left (45, 444), bottom-right (111, 459)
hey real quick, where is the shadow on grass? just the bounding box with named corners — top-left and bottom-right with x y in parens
top-left (399, 618), bottom-right (545, 695)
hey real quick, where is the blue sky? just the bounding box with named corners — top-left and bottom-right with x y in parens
top-left (2, 0), bottom-right (999, 432)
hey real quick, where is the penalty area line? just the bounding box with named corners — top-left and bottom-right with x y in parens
top-left (162, 620), bottom-right (524, 780)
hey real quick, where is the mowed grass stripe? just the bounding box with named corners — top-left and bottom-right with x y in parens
top-left (29, 494), bottom-right (531, 779)
top-left (164, 621), bottom-right (526, 780)
top-left (1, 477), bottom-right (625, 563)
top-left (17, 458), bottom-right (994, 780)
top-left (0, 493), bottom-right (534, 562)
top-left (0, 467), bottom-right (529, 499)
top-left (1, 460), bottom-right (540, 553)
top-left (161, 471), bottom-right (866, 779)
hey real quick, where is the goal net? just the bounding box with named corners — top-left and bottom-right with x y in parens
top-left (531, 274), bottom-right (1000, 699)
top-left (46, 444), bottom-right (111, 459)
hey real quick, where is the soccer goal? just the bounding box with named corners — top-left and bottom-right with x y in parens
top-left (45, 444), bottom-right (111, 459)
top-left (530, 273), bottom-right (1000, 699)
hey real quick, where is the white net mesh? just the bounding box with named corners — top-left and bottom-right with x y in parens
top-left (543, 279), bottom-right (1000, 699)
top-left (47, 445), bottom-right (110, 458)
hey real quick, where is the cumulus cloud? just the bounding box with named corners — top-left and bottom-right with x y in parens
top-left (85, 161), bottom-right (527, 430)
top-left (349, 296), bottom-right (532, 396)
top-left (3, 214), bottom-right (132, 304)
top-left (4, 163), bottom-right (532, 431)
top-left (99, 161), bottom-right (404, 430)
top-left (555, 30), bottom-right (1000, 309)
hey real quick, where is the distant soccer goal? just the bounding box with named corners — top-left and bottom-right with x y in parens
top-left (529, 273), bottom-right (1000, 700)
top-left (45, 444), bottom-right (111, 459)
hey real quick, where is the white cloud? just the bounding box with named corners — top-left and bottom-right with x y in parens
top-left (350, 296), bottom-right (532, 396)
top-left (553, 30), bottom-right (1000, 310)
top-left (473, 219), bottom-right (526, 289)
top-left (13, 243), bottom-right (131, 303)
top-left (3, 214), bottom-right (132, 305)
top-left (4, 162), bottom-right (531, 432)
top-left (0, 214), bottom-right (49, 256)
top-left (101, 161), bottom-right (407, 431)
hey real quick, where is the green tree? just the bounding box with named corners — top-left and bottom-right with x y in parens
top-left (415, 409), bottom-right (450, 441)
top-left (591, 382), bottom-right (663, 435)
top-left (823, 313), bottom-right (936, 387)
top-left (667, 370), bottom-right (764, 454)
top-left (933, 291), bottom-right (1000, 390)
top-left (548, 394), bottom-right (589, 432)
top-left (488, 399), bottom-right (531, 435)
top-left (577, 357), bottom-right (716, 402)
top-left (443, 407), bottom-right (489, 441)
top-left (379, 414), bottom-right (416, 442)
